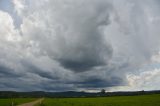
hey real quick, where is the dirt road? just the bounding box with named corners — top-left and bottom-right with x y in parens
top-left (17, 98), bottom-right (44, 106)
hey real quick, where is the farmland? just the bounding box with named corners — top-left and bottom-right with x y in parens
top-left (37, 94), bottom-right (160, 106)
top-left (0, 98), bottom-right (36, 106)
top-left (0, 94), bottom-right (160, 106)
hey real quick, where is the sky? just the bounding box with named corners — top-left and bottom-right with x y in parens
top-left (0, 0), bottom-right (160, 92)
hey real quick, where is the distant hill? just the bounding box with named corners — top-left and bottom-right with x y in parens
top-left (0, 90), bottom-right (160, 98)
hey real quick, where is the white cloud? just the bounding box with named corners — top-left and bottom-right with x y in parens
top-left (152, 52), bottom-right (160, 63)
top-left (0, 11), bottom-right (20, 42)
top-left (127, 68), bottom-right (160, 91)
top-left (13, 0), bottom-right (25, 16)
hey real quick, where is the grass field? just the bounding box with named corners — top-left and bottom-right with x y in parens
top-left (0, 98), bottom-right (36, 106)
top-left (37, 94), bottom-right (160, 106)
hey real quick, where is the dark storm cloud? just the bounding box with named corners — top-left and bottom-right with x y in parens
top-left (79, 79), bottom-right (121, 88)
top-left (69, 77), bottom-right (124, 88)
top-left (57, 43), bottom-right (113, 72)
top-left (22, 61), bottom-right (58, 80)
top-left (0, 65), bottom-right (21, 77)
top-left (41, 0), bottom-right (114, 72)
top-left (39, 82), bottom-right (76, 91)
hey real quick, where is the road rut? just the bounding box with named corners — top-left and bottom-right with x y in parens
top-left (17, 98), bottom-right (44, 106)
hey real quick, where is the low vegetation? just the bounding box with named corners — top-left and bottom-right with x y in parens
top-left (0, 98), bottom-right (36, 106)
top-left (37, 94), bottom-right (160, 106)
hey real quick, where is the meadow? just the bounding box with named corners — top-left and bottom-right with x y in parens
top-left (0, 98), bottom-right (36, 106)
top-left (38, 94), bottom-right (160, 106)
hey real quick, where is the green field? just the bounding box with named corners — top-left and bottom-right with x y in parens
top-left (38, 94), bottom-right (160, 106)
top-left (0, 98), bottom-right (36, 106)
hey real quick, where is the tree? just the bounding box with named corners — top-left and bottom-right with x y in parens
top-left (101, 89), bottom-right (105, 94)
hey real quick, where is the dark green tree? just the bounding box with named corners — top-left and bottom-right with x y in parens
top-left (101, 89), bottom-right (105, 94)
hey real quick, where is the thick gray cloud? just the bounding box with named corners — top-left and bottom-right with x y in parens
top-left (0, 0), bottom-right (160, 91)
top-left (18, 0), bottom-right (114, 72)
